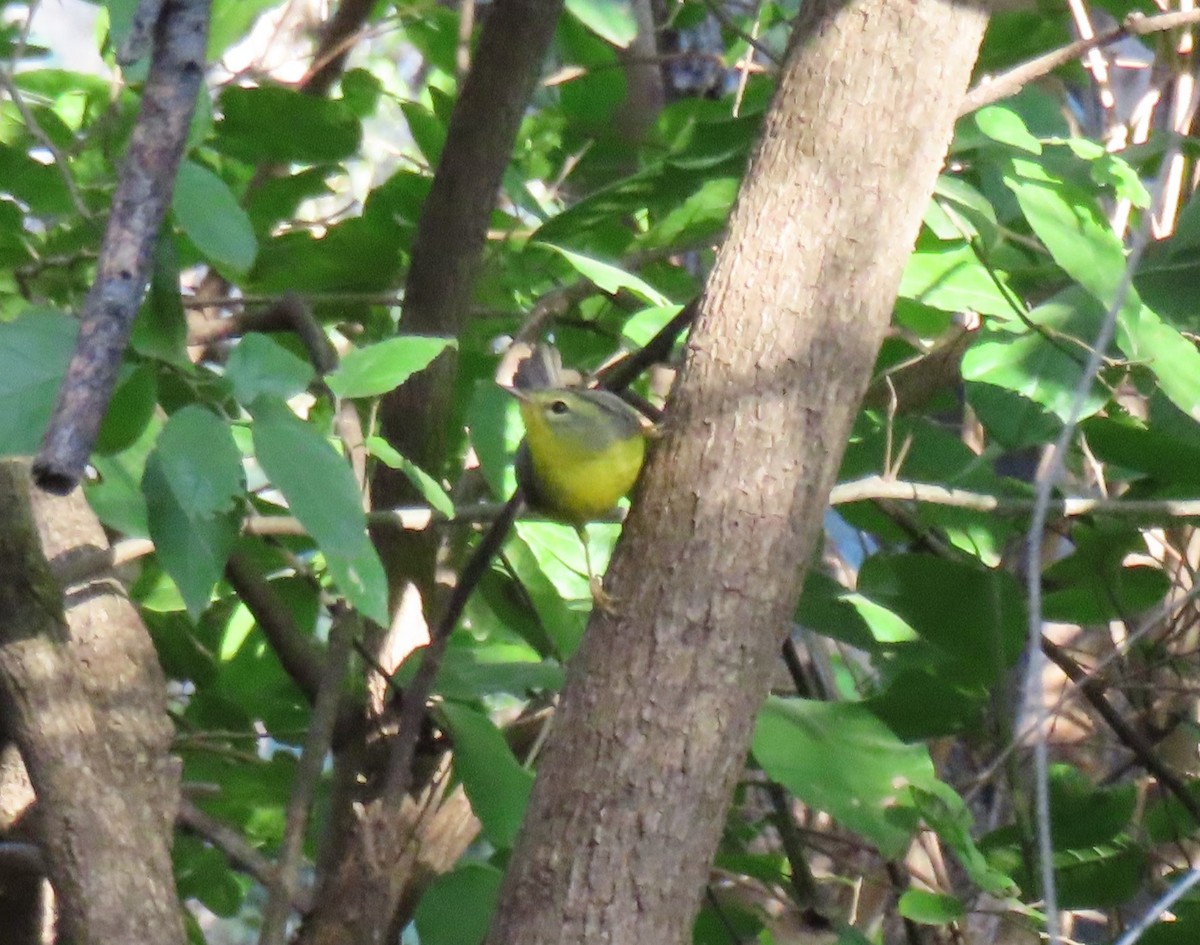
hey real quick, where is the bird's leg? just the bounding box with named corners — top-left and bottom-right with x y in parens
top-left (575, 524), bottom-right (618, 614)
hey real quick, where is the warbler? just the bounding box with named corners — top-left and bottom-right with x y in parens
top-left (507, 386), bottom-right (649, 611)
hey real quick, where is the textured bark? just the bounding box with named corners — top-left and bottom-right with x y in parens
top-left (484, 3), bottom-right (989, 945)
top-left (0, 461), bottom-right (183, 945)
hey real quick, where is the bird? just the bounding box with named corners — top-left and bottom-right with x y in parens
top-left (506, 382), bottom-right (650, 612)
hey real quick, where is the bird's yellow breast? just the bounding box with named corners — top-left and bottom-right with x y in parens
top-left (527, 431), bottom-right (645, 524)
top-left (515, 389), bottom-right (648, 525)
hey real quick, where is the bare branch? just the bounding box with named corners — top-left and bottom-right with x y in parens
top-left (177, 798), bottom-right (311, 913)
top-left (961, 9), bottom-right (1200, 116)
top-left (32, 0), bottom-right (211, 495)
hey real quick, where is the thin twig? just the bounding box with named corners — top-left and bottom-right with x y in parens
top-left (381, 496), bottom-right (524, 799)
top-left (242, 480), bottom-right (1200, 544)
top-left (1113, 868), bottom-right (1200, 945)
top-left (595, 297), bottom-right (698, 391)
top-left (829, 477), bottom-right (1200, 518)
top-left (0, 71), bottom-right (91, 220)
top-left (1, 0), bottom-right (90, 220)
top-left (763, 781), bottom-right (821, 910)
top-left (258, 610), bottom-right (355, 945)
top-left (49, 537), bottom-right (155, 587)
top-left (177, 798), bottom-right (311, 912)
top-left (1041, 638), bottom-right (1200, 824)
top-left (697, 0), bottom-right (780, 67)
top-left (960, 9), bottom-right (1200, 116)
top-left (886, 860), bottom-right (926, 945)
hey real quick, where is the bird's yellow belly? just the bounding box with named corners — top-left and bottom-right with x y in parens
top-left (535, 437), bottom-right (645, 524)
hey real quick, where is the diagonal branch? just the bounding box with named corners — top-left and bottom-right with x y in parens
top-left (32, 0), bottom-right (211, 495)
top-left (1041, 638), bottom-right (1200, 825)
top-left (961, 9), bottom-right (1200, 116)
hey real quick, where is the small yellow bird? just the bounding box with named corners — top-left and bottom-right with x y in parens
top-left (507, 386), bottom-right (649, 610)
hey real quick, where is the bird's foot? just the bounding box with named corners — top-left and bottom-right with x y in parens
top-left (590, 575), bottom-right (619, 615)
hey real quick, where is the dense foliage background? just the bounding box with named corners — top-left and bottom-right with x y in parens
top-left (5, 1), bottom-right (1200, 943)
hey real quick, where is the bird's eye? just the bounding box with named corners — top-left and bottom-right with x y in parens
top-left (549, 399), bottom-right (570, 415)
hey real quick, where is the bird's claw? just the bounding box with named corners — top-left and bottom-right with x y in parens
top-left (590, 575), bottom-right (620, 615)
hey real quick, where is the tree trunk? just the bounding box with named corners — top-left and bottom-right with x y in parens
top-left (483, 3), bottom-right (989, 945)
top-left (0, 461), bottom-right (183, 945)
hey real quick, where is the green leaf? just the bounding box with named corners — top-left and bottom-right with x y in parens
top-left (441, 702), bottom-right (533, 849)
top-left (365, 435), bottom-right (455, 519)
top-left (898, 890), bottom-right (965, 925)
top-left (1004, 156), bottom-right (1200, 421)
top-left (1082, 416), bottom-right (1200, 487)
top-left (911, 785), bottom-right (1016, 896)
top-left (1144, 780), bottom-right (1200, 843)
top-left (928, 175), bottom-right (999, 246)
top-left (536, 243), bottom-right (670, 306)
top-left (565, 0), bottom-right (638, 47)
top-left (1048, 764), bottom-right (1137, 850)
top-left (856, 554), bottom-right (1025, 681)
top-left (0, 144), bottom-right (71, 215)
top-left (898, 241), bottom-right (1017, 318)
top-left (641, 176), bottom-right (736, 250)
top-left (866, 667), bottom-right (987, 740)
top-left (142, 407), bottom-right (244, 618)
top-left (1117, 303), bottom-right (1200, 422)
top-left (414, 864), bottom-right (503, 945)
top-left (225, 334), bottom-right (315, 406)
top-left (325, 335), bottom-right (455, 399)
top-left (506, 525), bottom-right (589, 657)
top-left (434, 646), bottom-right (564, 700)
top-left (131, 233), bottom-right (189, 365)
top-left (796, 570), bottom-right (916, 652)
top-left (621, 304), bottom-right (687, 348)
top-left (172, 161), bottom-right (258, 275)
top-left (96, 363), bottom-right (157, 454)
top-left (400, 101), bottom-right (447, 165)
top-left (1044, 557), bottom-right (1169, 623)
top-left (753, 697), bottom-right (941, 857)
top-left (963, 287), bottom-right (1108, 448)
top-left (174, 836), bottom-right (247, 918)
top-left (340, 68), bottom-right (383, 118)
top-left (87, 413), bottom-right (163, 537)
top-left (250, 398), bottom-right (388, 624)
top-left (0, 308), bottom-right (76, 456)
top-left (1003, 156), bottom-right (1126, 298)
top-left (215, 86), bottom-right (362, 164)
top-left (1055, 843), bottom-right (1146, 909)
top-left (974, 104), bottom-right (1042, 154)
top-left (1140, 886), bottom-right (1200, 945)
